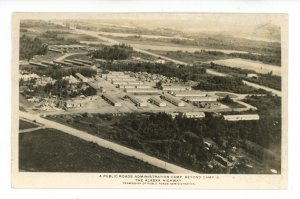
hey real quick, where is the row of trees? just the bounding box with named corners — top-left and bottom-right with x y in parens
top-left (162, 50), bottom-right (229, 63)
top-left (194, 76), bottom-right (268, 94)
top-left (102, 62), bottom-right (206, 82)
top-left (19, 35), bottom-right (48, 60)
top-left (24, 65), bottom-right (97, 80)
top-left (89, 44), bottom-right (133, 61)
top-left (41, 31), bottom-right (79, 45)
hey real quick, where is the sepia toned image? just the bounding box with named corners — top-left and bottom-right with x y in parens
top-left (12, 13), bottom-right (288, 189)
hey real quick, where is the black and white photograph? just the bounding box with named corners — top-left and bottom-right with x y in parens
top-left (11, 13), bottom-right (288, 189)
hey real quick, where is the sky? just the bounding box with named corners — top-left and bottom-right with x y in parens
top-left (80, 13), bottom-right (284, 33)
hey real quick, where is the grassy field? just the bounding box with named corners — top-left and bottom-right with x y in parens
top-left (220, 101), bottom-right (245, 108)
top-left (19, 119), bottom-right (39, 130)
top-left (242, 95), bottom-right (281, 118)
top-left (19, 128), bottom-right (168, 173)
top-left (211, 58), bottom-right (281, 76)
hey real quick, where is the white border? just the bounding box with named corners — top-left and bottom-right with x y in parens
top-left (1, 0), bottom-right (300, 198)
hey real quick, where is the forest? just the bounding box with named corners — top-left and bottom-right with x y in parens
top-left (19, 35), bottom-right (48, 60)
top-left (101, 62), bottom-right (206, 82)
top-left (22, 64), bottom-right (97, 80)
top-left (89, 44), bottom-right (133, 61)
top-left (194, 76), bottom-right (268, 94)
top-left (40, 30), bottom-right (79, 45)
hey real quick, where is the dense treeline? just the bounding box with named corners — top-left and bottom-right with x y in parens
top-left (41, 31), bottom-right (79, 45)
top-left (243, 95), bottom-right (281, 117)
top-left (194, 76), bottom-right (268, 94)
top-left (156, 49), bottom-right (280, 68)
top-left (23, 64), bottom-right (97, 80)
top-left (19, 35), bottom-right (48, 60)
top-left (89, 44), bottom-right (133, 61)
top-left (101, 62), bottom-right (206, 82)
top-left (158, 50), bottom-right (229, 63)
top-left (44, 79), bottom-right (71, 98)
top-left (242, 95), bottom-right (281, 153)
top-left (49, 66), bottom-right (97, 79)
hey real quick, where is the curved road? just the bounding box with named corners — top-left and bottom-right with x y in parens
top-left (55, 52), bottom-right (88, 62)
top-left (19, 111), bottom-right (197, 174)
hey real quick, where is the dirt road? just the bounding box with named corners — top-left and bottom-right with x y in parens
top-left (55, 52), bottom-right (87, 62)
top-left (19, 126), bottom-right (46, 133)
top-left (242, 80), bottom-right (282, 97)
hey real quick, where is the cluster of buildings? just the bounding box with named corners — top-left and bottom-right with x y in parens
top-left (19, 72), bottom-right (57, 87)
top-left (103, 71), bottom-right (161, 94)
top-left (100, 71), bottom-right (243, 111)
top-left (62, 75), bottom-right (80, 84)
top-left (33, 97), bottom-right (85, 111)
top-left (34, 76), bottom-right (56, 87)
top-left (21, 64), bottom-right (261, 122)
top-left (19, 72), bottom-right (40, 81)
top-left (128, 71), bottom-right (181, 83)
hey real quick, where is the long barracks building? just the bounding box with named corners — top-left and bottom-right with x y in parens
top-left (149, 97), bottom-right (167, 107)
top-left (161, 94), bottom-right (185, 107)
top-left (126, 94), bottom-right (147, 107)
top-left (102, 94), bottom-right (122, 107)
